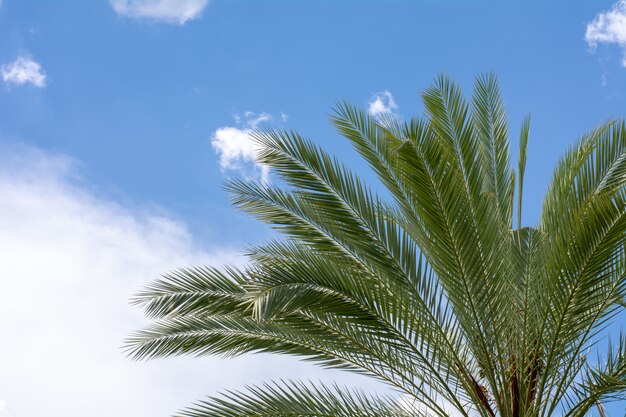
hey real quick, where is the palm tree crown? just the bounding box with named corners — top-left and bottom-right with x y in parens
top-left (127, 74), bottom-right (626, 417)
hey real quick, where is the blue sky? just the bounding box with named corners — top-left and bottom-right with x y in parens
top-left (1, 1), bottom-right (626, 416)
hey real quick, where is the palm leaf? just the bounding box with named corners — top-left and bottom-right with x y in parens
top-left (179, 380), bottom-right (418, 417)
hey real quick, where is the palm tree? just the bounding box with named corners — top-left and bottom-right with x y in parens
top-left (126, 74), bottom-right (626, 417)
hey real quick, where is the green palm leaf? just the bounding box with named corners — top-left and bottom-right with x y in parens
top-left (180, 380), bottom-right (417, 417)
top-left (127, 74), bottom-right (625, 417)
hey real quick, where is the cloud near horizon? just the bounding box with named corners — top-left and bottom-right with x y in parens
top-left (586, 0), bottom-right (626, 67)
top-left (0, 142), bottom-right (239, 416)
top-left (1, 55), bottom-right (46, 88)
top-left (110, 0), bottom-right (209, 24)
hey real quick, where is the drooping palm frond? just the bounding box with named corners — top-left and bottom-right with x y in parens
top-left (127, 74), bottom-right (625, 417)
top-left (180, 380), bottom-right (418, 417)
top-left (565, 333), bottom-right (626, 417)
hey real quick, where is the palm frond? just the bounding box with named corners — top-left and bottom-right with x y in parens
top-left (517, 116), bottom-right (530, 230)
top-left (471, 72), bottom-right (514, 227)
top-left (179, 380), bottom-right (417, 417)
top-left (564, 333), bottom-right (626, 417)
top-left (131, 266), bottom-right (249, 319)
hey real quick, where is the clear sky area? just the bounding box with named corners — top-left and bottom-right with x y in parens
top-left (0, 1), bottom-right (625, 416)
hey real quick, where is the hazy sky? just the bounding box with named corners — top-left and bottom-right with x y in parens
top-left (1, 1), bottom-right (625, 416)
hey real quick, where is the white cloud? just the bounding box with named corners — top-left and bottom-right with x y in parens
top-left (211, 112), bottom-right (274, 183)
top-left (1, 56), bottom-right (46, 88)
top-left (0, 142), bottom-right (378, 417)
top-left (367, 90), bottom-right (398, 118)
top-left (586, 0), bottom-right (626, 67)
top-left (110, 0), bottom-right (209, 24)
top-left (0, 399), bottom-right (15, 417)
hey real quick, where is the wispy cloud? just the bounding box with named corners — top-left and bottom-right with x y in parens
top-left (211, 112), bottom-right (277, 183)
top-left (585, 0), bottom-right (626, 67)
top-left (1, 55), bottom-right (46, 88)
top-left (367, 90), bottom-right (398, 119)
top-left (0, 142), bottom-right (242, 417)
top-left (110, 0), bottom-right (209, 24)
